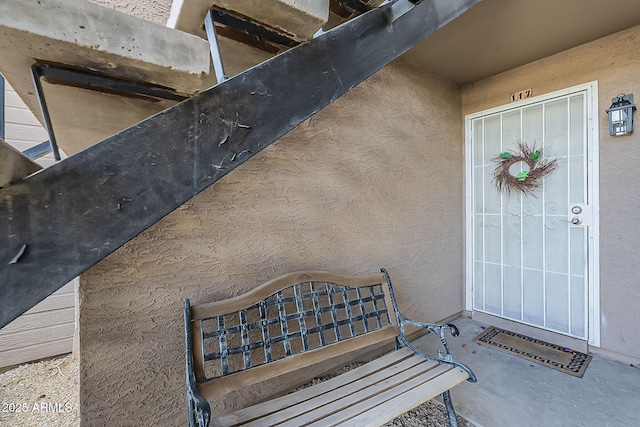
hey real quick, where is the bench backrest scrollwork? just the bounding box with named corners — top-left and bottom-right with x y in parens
top-left (185, 271), bottom-right (399, 398)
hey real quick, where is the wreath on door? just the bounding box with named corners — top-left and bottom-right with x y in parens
top-left (492, 140), bottom-right (558, 196)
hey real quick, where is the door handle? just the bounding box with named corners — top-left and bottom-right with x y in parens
top-left (568, 204), bottom-right (590, 226)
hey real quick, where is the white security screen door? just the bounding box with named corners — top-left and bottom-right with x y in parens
top-left (466, 83), bottom-right (599, 344)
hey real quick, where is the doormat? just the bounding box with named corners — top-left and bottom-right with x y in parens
top-left (473, 327), bottom-right (592, 377)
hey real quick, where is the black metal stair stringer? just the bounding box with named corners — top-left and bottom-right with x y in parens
top-left (0, 0), bottom-right (480, 328)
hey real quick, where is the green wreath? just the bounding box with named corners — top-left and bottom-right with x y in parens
top-left (492, 141), bottom-right (558, 196)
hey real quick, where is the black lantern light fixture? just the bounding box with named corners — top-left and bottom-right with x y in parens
top-left (606, 93), bottom-right (636, 136)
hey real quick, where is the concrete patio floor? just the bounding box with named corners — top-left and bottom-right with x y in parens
top-left (412, 316), bottom-right (640, 427)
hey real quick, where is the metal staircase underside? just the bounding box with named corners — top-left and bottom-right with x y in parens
top-left (0, 0), bottom-right (479, 328)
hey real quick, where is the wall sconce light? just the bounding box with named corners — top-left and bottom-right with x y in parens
top-left (606, 93), bottom-right (636, 136)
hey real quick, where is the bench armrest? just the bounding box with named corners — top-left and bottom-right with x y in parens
top-left (399, 318), bottom-right (460, 358)
top-left (379, 269), bottom-right (477, 382)
top-left (187, 378), bottom-right (211, 427)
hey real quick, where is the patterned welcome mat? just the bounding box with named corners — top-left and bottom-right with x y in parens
top-left (473, 327), bottom-right (592, 377)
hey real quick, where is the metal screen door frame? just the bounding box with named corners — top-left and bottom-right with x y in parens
top-left (464, 82), bottom-right (600, 347)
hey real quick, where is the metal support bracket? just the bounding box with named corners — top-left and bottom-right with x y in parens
top-left (22, 141), bottom-right (53, 160)
top-left (0, 0), bottom-right (480, 328)
top-left (390, 0), bottom-right (420, 21)
top-left (208, 7), bottom-right (299, 52)
top-left (204, 9), bottom-right (227, 85)
top-left (30, 65), bottom-right (62, 161)
top-left (29, 63), bottom-right (188, 161)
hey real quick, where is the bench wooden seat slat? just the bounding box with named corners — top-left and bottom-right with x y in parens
top-left (184, 269), bottom-right (476, 427)
top-left (330, 367), bottom-right (470, 427)
top-left (274, 362), bottom-right (446, 427)
top-left (211, 347), bottom-right (416, 427)
top-left (240, 355), bottom-right (439, 427)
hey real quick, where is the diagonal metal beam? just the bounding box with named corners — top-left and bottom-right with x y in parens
top-left (0, 0), bottom-right (480, 328)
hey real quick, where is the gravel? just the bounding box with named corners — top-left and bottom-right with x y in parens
top-left (0, 354), bottom-right (473, 427)
top-left (384, 401), bottom-right (474, 427)
top-left (0, 353), bottom-right (79, 427)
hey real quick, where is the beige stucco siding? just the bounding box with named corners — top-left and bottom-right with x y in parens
top-left (461, 24), bottom-right (640, 363)
top-left (78, 60), bottom-right (465, 425)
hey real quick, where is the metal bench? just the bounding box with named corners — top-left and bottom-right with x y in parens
top-left (183, 268), bottom-right (476, 427)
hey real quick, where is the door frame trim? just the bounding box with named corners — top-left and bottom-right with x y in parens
top-left (464, 81), bottom-right (600, 347)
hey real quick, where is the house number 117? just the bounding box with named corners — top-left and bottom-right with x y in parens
top-left (510, 88), bottom-right (532, 102)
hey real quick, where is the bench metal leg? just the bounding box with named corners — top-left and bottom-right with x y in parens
top-left (442, 390), bottom-right (459, 427)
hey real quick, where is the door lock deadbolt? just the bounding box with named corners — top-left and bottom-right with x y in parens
top-left (571, 206), bottom-right (583, 214)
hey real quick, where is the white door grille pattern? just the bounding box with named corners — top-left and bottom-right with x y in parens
top-left (470, 92), bottom-right (590, 340)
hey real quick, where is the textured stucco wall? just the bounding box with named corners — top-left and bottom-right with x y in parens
top-left (461, 24), bottom-right (640, 362)
top-left (87, 0), bottom-right (172, 25)
top-left (78, 60), bottom-right (465, 425)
